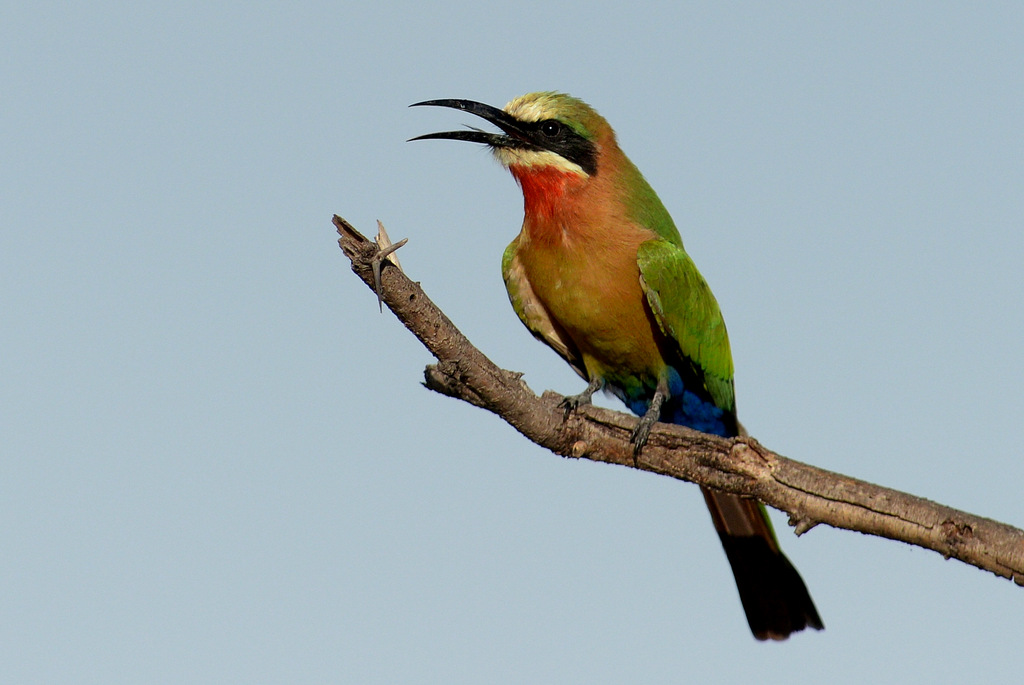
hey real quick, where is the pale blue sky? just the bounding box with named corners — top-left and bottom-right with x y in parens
top-left (2, 2), bottom-right (1022, 683)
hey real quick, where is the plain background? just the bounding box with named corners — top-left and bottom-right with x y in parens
top-left (2, 2), bottom-right (1022, 683)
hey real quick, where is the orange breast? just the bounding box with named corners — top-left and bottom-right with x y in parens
top-left (516, 211), bottom-right (666, 383)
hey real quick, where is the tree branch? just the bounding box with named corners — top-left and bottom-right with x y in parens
top-left (336, 214), bottom-right (1024, 586)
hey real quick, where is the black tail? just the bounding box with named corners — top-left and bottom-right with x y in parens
top-left (702, 488), bottom-right (823, 640)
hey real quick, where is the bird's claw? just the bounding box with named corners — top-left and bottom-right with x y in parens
top-left (629, 383), bottom-right (667, 464)
top-left (629, 415), bottom-right (656, 453)
top-left (558, 378), bottom-right (603, 419)
top-left (558, 392), bottom-right (590, 416)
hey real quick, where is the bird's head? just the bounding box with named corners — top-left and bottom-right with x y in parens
top-left (410, 92), bottom-right (613, 182)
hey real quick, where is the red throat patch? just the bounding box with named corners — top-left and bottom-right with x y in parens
top-left (509, 164), bottom-right (585, 221)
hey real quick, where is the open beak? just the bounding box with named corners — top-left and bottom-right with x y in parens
top-left (409, 99), bottom-right (534, 149)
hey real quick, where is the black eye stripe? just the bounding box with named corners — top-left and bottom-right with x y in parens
top-left (525, 119), bottom-right (598, 175)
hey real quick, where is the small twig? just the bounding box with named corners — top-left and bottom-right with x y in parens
top-left (370, 220), bottom-right (407, 312)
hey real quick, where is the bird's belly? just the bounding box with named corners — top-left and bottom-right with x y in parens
top-left (525, 247), bottom-right (664, 383)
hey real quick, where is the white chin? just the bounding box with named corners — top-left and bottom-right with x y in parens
top-left (493, 147), bottom-right (587, 177)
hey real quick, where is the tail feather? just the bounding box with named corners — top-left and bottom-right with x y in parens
top-left (628, 386), bottom-right (822, 639)
top-left (702, 488), bottom-right (824, 640)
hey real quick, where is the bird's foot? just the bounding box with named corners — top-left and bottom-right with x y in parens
top-left (629, 384), bottom-right (667, 465)
top-left (558, 378), bottom-right (603, 418)
top-left (629, 412), bottom-right (657, 452)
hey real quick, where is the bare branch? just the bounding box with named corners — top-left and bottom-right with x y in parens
top-left (336, 215), bottom-right (1024, 586)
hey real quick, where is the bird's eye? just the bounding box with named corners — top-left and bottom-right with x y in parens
top-left (539, 120), bottom-right (561, 137)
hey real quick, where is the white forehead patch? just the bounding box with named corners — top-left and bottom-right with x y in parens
top-left (503, 93), bottom-right (558, 123)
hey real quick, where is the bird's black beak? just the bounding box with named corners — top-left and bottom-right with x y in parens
top-left (408, 99), bottom-right (533, 149)
top-left (410, 97), bottom-right (599, 175)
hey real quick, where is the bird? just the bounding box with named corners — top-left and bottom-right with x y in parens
top-left (410, 92), bottom-right (823, 640)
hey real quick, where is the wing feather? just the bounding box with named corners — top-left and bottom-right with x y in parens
top-left (637, 239), bottom-right (735, 411)
top-left (502, 238), bottom-right (587, 379)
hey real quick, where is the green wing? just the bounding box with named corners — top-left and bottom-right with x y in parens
top-left (637, 238), bottom-right (735, 411)
top-left (502, 237), bottom-right (587, 379)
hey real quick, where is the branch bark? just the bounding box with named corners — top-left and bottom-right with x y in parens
top-left (336, 214), bottom-right (1024, 586)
